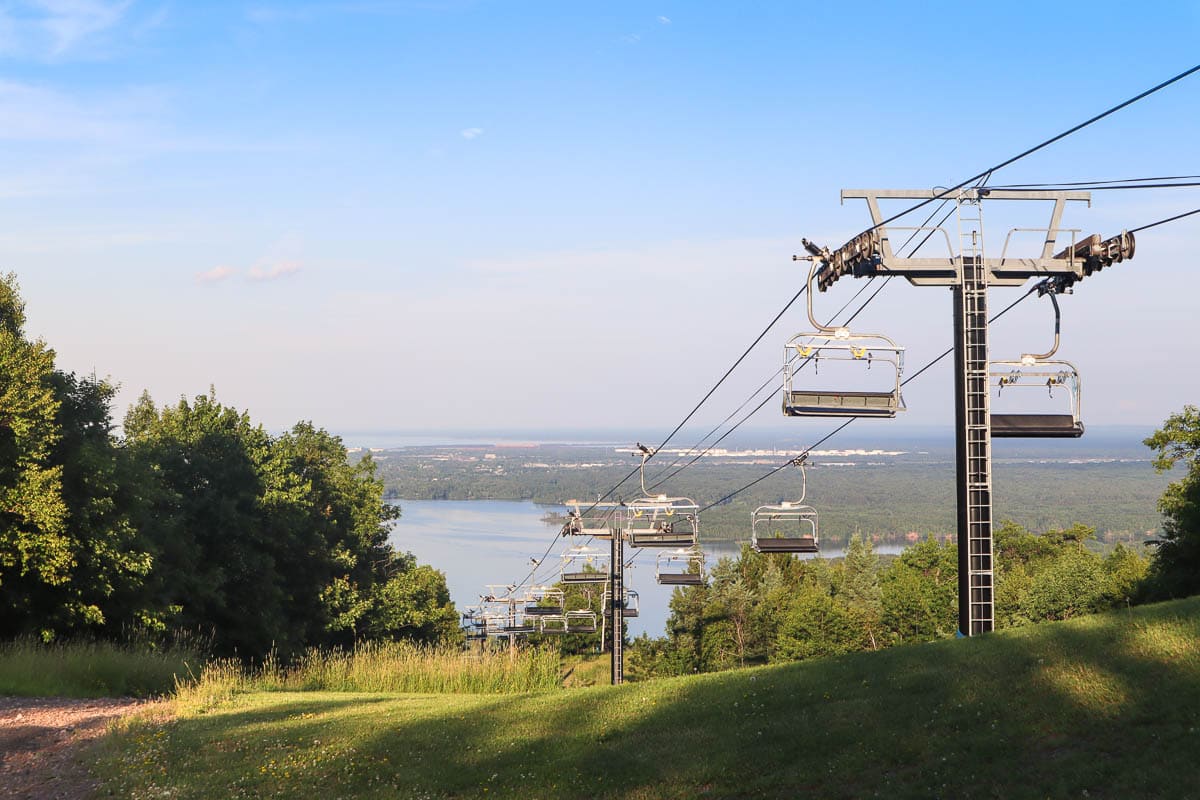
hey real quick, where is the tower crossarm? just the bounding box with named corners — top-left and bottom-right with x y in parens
top-left (804, 188), bottom-right (1134, 291)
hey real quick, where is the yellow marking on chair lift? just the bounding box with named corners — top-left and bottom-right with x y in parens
top-left (796, 345), bottom-right (813, 357)
top-left (851, 346), bottom-right (867, 359)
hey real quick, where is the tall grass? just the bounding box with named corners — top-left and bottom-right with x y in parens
top-left (174, 641), bottom-right (560, 709)
top-left (0, 639), bottom-right (202, 698)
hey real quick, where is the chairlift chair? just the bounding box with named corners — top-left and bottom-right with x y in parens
top-left (564, 500), bottom-right (625, 539)
top-left (482, 613), bottom-right (508, 637)
top-left (990, 289), bottom-right (1084, 438)
top-left (522, 586), bottom-right (565, 615)
top-left (626, 448), bottom-right (700, 547)
top-left (565, 610), bottom-right (598, 634)
top-left (656, 547), bottom-right (706, 586)
top-left (751, 456), bottom-right (820, 554)
top-left (752, 504), bottom-right (819, 553)
top-left (499, 609), bottom-right (536, 634)
top-left (602, 588), bottom-right (640, 618)
top-left (626, 495), bottom-right (701, 547)
top-left (559, 545), bottom-right (610, 583)
top-left (461, 608), bottom-right (488, 640)
top-left (538, 614), bottom-right (567, 635)
top-left (783, 261), bottom-right (905, 418)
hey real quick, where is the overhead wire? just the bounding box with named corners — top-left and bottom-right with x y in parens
top-left (1130, 206), bottom-right (1200, 233)
top-left (993, 175), bottom-right (1200, 188)
top-left (994, 182), bottom-right (1200, 191)
top-left (848, 62), bottom-right (1200, 236)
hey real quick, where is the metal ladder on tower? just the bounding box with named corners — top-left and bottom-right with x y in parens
top-left (956, 190), bottom-right (995, 634)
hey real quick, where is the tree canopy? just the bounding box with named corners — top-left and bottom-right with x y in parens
top-left (1144, 405), bottom-right (1200, 598)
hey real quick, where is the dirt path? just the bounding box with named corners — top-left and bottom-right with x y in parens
top-left (0, 696), bottom-right (157, 800)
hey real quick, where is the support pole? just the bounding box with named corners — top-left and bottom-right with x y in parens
top-left (610, 532), bottom-right (624, 685)
top-left (953, 235), bottom-right (996, 635)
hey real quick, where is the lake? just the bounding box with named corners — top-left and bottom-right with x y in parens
top-left (388, 499), bottom-right (905, 638)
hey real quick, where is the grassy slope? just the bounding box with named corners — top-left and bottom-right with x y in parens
top-left (95, 598), bottom-right (1200, 799)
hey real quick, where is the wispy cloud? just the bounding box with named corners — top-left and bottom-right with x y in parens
top-left (196, 265), bottom-right (235, 285)
top-left (0, 0), bottom-right (142, 60)
top-left (460, 127), bottom-right (483, 140)
top-left (39, 0), bottom-right (132, 56)
top-left (248, 261), bottom-right (301, 282)
top-left (657, 15), bottom-right (670, 24)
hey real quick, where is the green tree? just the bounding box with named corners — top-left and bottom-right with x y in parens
top-left (1100, 543), bottom-right (1148, 607)
top-left (0, 274), bottom-right (70, 640)
top-left (881, 536), bottom-right (957, 642)
top-left (42, 373), bottom-right (156, 638)
top-left (124, 391), bottom-right (279, 655)
top-left (774, 582), bottom-right (859, 661)
top-left (1020, 546), bottom-right (1106, 621)
top-left (1144, 406), bottom-right (1200, 598)
top-left (841, 533), bottom-right (883, 649)
top-left (125, 392), bottom-right (448, 657)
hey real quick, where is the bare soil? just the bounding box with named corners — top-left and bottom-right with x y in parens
top-left (0, 696), bottom-right (157, 800)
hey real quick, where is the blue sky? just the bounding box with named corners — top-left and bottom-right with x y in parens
top-left (5, 1), bottom-right (1200, 439)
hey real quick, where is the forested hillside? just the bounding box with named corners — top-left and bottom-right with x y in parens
top-left (375, 443), bottom-right (1169, 544)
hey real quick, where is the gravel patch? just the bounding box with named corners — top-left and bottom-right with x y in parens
top-left (0, 696), bottom-right (158, 800)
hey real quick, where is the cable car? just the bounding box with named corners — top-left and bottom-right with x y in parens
top-left (656, 547), bottom-right (706, 586)
top-left (751, 456), bottom-right (819, 553)
top-left (783, 260), bottom-right (905, 418)
top-left (559, 545), bottom-right (610, 583)
top-left (990, 289), bottom-right (1084, 438)
top-left (602, 588), bottom-right (640, 618)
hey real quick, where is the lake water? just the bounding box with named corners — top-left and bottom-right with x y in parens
top-left (388, 499), bottom-right (906, 638)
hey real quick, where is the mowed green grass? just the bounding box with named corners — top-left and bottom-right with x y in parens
top-left (95, 598), bottom-right (1200, 799)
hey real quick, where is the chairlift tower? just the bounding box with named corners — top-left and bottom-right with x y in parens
top-left (610, 529), bottom-right (624, 684)
top-left (804, 188), bottom-right (1134, 635)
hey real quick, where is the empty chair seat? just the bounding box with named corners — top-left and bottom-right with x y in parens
top-left (657, 573), bottom-right (705, 586)
top-left (561, 571), bottom-right (608, 583)
top-left (784, 390), bottom-right (900, 417)
top-left (630, 530), bottom-right (697, 548)
top-left (524, 605), bottom-right (563, 615)
top-left (754, 535), bottom-right (818, 554)
top-left (991, 413), bottom-right (1084, 438)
